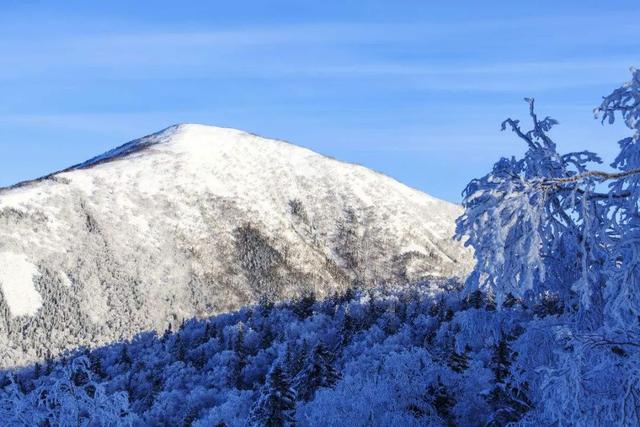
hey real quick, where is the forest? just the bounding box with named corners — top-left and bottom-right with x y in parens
top-left (1, 68), bottom-right (639, 426)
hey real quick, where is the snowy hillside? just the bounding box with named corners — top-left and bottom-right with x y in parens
top-left (0, 124), bottom-right (471, 367)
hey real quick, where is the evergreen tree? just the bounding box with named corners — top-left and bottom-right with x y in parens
top-left (427, 377), bottom-right (455, 426)
top-left (89, 353), bottom-right (105, 379)
top-left (204, 321), bottom-right (217, 341)
top-left (33, 362), bottom-right (41, 379)
top-left (340, 287), bottom-right (356, 304)
top-left (258, 296), bottom-right (275, 317)
top-left (119, 346), bottom-right (132, 367)
top-left (247, 364), bottom-right (296, 427)
top-left (173, 334), bottom-right (186, 361)
top-left (284, 341), bottom-right (308, 380)
top-left (261, 325), bottom-right (276, 349)
top-left (448, 350), bottom-right (469, 373)
top-left (486, 336), bottom-right (530, 425)
top-left (339, 311), bottom-right (356, 348)
top-left (44, 354), bottom-right (54, 376)
top-left (490, 336), bottom-right (512, 385)
top-left (182, 407), bottom-right (199, 427)
top-left (282, 343), bottom-right (298, 379)
top-left (293, 292), bottom-right (315, 319)
top-left (465, 290), bottom-right (484, 309)
top-left (161, 324), bottom-right (172, 343)
top-left (294, 344), bottom-right (341, 402)
top-left (230, 325), bottom-right (247, 389)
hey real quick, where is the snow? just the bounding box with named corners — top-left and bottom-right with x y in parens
top-left (66, 125), bottom-right (181, 171)
top-left (0, 252), bottom-right (42, 316)
top-left (0, 123), bottom-right (466, 263)
top-left (0, 122), bottom-right (471, 366)
top-left (2, 70), bottom-right (639, 425)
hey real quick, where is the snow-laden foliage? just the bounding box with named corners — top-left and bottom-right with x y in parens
top-left (0, 356), bottom-right (134, 425)
top-left (456, 67), bottom-right (640, 425)
top-left (3, 69), bottom-right (640, 426)
top-left (456, 97), bottom-right (604, 311)
top-left (0, 281), bottom-right (538, 426)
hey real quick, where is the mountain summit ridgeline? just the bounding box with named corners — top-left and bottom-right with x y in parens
top-left (0, 124), bottom-right (471, 366)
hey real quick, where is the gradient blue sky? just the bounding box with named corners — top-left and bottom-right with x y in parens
top-left (1, 1), bottom-right (638, 202)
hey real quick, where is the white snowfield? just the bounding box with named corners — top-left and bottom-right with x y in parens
top-left (0, 253), bottom-right (41, 316)
top-left (0, 124), bottom-right (472, 367)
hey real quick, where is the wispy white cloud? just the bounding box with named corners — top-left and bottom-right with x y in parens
top-left (0, 6), bottom-right (635, 98)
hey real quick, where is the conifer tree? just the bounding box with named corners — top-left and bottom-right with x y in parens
top-left (230, 325), bottom-right (247, 389)
top-left (173, 334), bottom-right (186, 361)
top-left (33, 363), bottom-right (41, 380)
top-left (261, 325), bottom-right (276, 349)
top-left (204, 321), bottom-right (217, 341)
top-left (465, 290), bottom-right (484, 309)
top-left (490, 337), bottom-right (512, 385)
top-left (119, 346), bottom-right (132, 367)
top-left (427, 377), bottom-right (455, 426)
top-left (293, 344), bottom-right (340, 402)
top-left (486, 336), bottom-right (530, 425)
top-left (448, 350), bottom-right (469, 373)
top-left (89, 353), bottom-right (105, 379)
top-left (339, 312), bottom-right (356, 348)
top-left (284, 341), bottom-right (308, 380)
top-left (293, 292), bottom-right (315, 319)
top-left (247, 364), bottom-right (296, 427)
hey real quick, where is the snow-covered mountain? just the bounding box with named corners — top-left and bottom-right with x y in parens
top-left (0, 124), bottom-right (471, 366)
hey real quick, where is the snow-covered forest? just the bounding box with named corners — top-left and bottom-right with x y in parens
top-left (1, 69), bottom-right (639, 425)
top-left (0, 280), bottom-right (549, 425)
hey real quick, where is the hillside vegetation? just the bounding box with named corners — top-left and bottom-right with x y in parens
top-left (2, 68), bottom-right (639, 426)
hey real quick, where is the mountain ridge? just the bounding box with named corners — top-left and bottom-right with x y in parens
top-left (0, 124), bottom-right (472, 367)
top-left (2, 123), bottom-right (454, 207)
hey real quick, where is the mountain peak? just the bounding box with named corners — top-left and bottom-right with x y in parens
top-left (67, 123), bottom-right (185, 171)
top-left (0, 122), bottom-right (471, 367)
top-left (66, 123), bottom-right (292, 172)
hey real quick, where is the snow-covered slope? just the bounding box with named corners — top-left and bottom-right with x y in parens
top-left (0, 124), bottom-right (471, 366)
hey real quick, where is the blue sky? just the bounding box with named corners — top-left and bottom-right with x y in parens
top-left (0, 1), bottom-right (638, 202)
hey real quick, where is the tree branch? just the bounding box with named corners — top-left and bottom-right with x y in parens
top-left (582, 334), bottom-right (640, 349)
top-left (544, 167), bottom-right (640, 186)
top-left (556, 187), bottom-right (632, 200)
top-left (501, 118), bottom-right (541, 150)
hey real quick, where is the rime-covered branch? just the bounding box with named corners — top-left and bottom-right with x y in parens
top-left (501, 118), bottom-right (540, 150)
top-left (543, 167), bottom-right (640, 186)
top-left (581, 334), bottom-right (640, 349)
top-left (556, 187), bottom-right (632, 200)
top-left (456, 67), bottom-right (640, 426)
top-left (501, 97), bottom-right (559, 151)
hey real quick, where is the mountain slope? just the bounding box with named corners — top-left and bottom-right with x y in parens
top-left (0, 124), bottom-right (471, 367)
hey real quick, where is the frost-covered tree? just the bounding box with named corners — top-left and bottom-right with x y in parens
top-left (247, 364), bottom-right (296, 427)
top-left (597, 68), bottom-right (640, 333)
top-left (456, 67), bottom-right (640, 425)
top-left (455, 97), bottom-right (605, 315)
top-left (293, 343), bottom-right (341, 402)
top-left (0, 357), bottom-right (135, 425)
